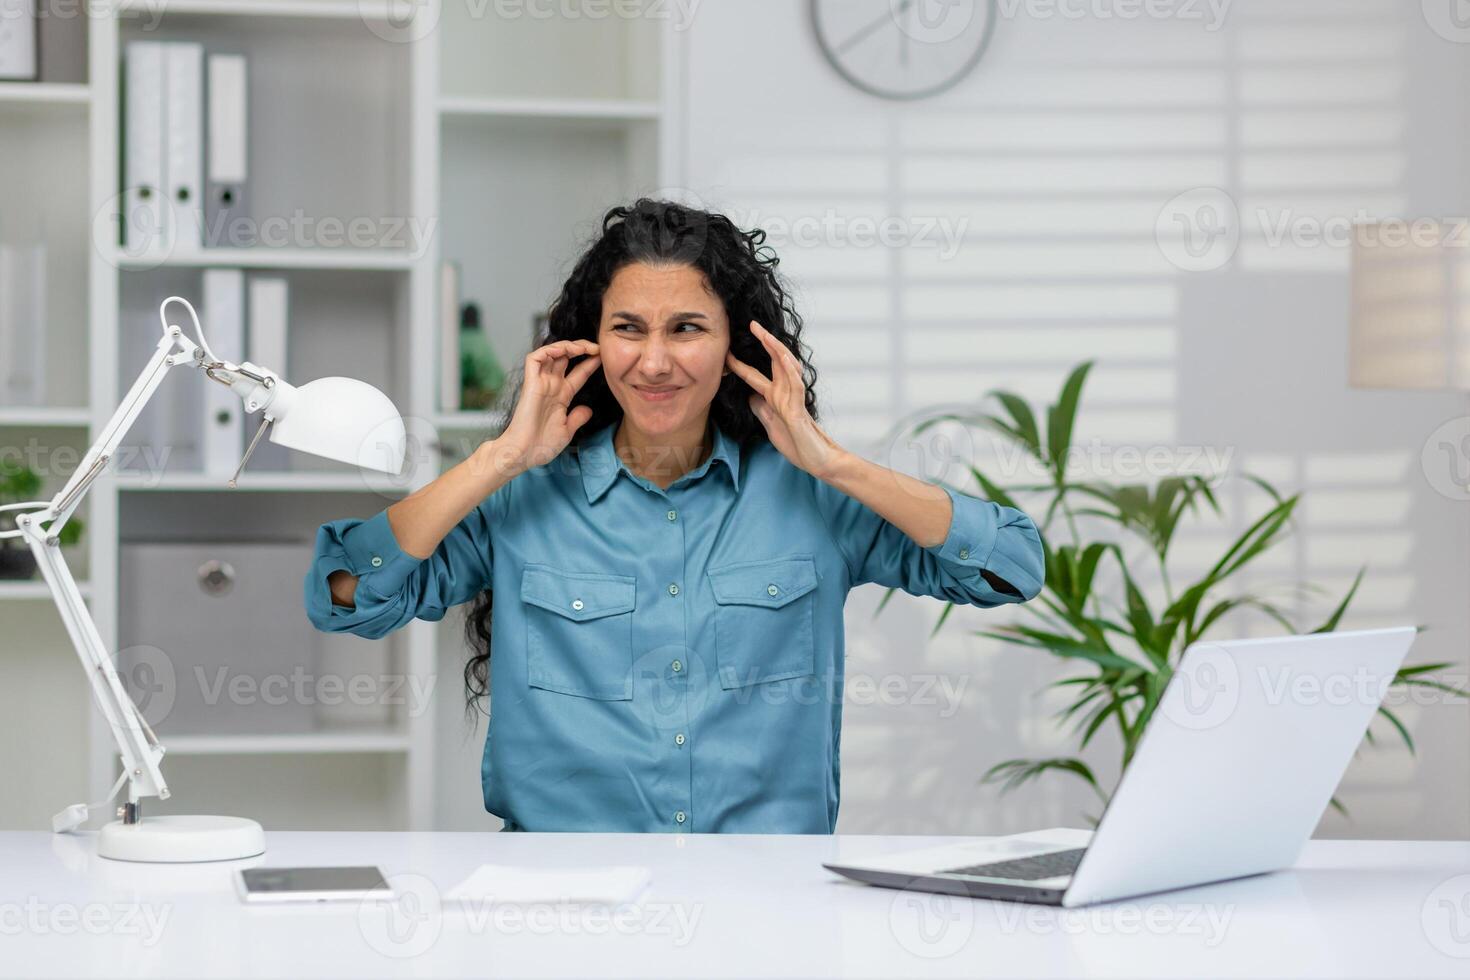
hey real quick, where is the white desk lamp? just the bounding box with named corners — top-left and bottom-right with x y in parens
top-left (0, 296), bottom-right (407, 862)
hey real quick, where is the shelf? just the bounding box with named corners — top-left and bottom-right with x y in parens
top-left (113, 246), bottom-right (418, 272)
top-left (432, 411), bottom-right (506, 430)
top-left (0, 83), bottom-right (90, 108)
top-left (115, 473), bottom-right (410, 493)
top-left (0, 407), bottom-right (90, 427)
top-left (438, 96), bottom-right (661, 124)
top-left (0, 580), bottom-right (91, 601)
top-left (151, 730), bottom-right (412, 755)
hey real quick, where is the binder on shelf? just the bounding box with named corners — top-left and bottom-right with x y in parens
top-left (247, 276), bottom-right (288, 371)
top-left (246, 276), bottom-right (289, 471)
top-left (164, 42), bottom-right (204, 253)
top-left (0, 0), bottom-right (38, 82)
top-left (205, 52), bottom-right (249, 249)
top-left (439, 260), bottom-right (461, 412)
top-left (0, 243), bottom-right (46, 407)
top-left (201, 269), bottom-right (245, 477)
top-left (122, 41), bottom-right (166, 254)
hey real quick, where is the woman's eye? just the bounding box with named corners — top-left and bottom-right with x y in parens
top-left (610, 322), bottom-right (700, 333)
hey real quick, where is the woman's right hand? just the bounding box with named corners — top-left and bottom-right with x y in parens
top-left (495, 339), bottom-right (602, 474)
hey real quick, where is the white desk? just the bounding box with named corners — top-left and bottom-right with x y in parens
top-left (2, 831), bottom-right (1468, 978)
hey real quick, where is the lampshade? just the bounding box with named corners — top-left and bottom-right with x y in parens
top-left (266, 376), bottom-right (407, 475)
top-left (1349, 220), bottom-right (1470, 390)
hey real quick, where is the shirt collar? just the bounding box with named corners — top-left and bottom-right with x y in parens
top-left (580, 418), bottom-right (741, 503)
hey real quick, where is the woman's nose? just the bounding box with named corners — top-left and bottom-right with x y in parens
top-left (639, 338), bottom-right (673, 375)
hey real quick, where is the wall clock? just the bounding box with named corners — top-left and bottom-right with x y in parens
top-left (810, 0), bottom-right (998, 101)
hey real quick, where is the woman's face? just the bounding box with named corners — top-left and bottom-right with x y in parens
top-left (597, 262), bottom-right (730, 444)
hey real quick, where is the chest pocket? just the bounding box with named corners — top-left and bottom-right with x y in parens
top-left (708, 556), bottom-right (818, 689)
top-left (521, 564), bottom-right (636, 700)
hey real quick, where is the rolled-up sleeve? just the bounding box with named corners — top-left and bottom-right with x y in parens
top-left (810, 476), bottom-right (1044, 607)
top-left (304, 481), bottom-right (510, 639)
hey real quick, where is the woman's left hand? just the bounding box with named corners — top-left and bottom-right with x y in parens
top-left (726, 320), bottom-right (849, 482)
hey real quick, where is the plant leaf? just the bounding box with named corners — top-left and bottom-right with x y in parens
top-left (1045, 361), bottom-right (1093, 483)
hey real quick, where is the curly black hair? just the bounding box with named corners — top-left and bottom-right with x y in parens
top-left (460, 197), bottom-right (823, 720)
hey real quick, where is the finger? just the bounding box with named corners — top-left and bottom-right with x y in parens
top-left (751, 321), bottom-right (799, 387)
top-left (755, 333), bottom-right (799, 411)
top-left (536, 339), bottom-right (598, 363)
top-left (566, 403), bottom-right (594, 436)
top-left (725, 350), bottom-right (772, 397)
top-left (748, 392), bottom-right (772, 426)
top-left (566, 353), bottom-right (602, 391)
top-left (760, 322), bottom-right (801, 380)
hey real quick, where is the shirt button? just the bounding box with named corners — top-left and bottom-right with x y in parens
top-left (571, 599), bottom-right (584, 611)
top-left (959, 548), bottom-right (970, 559)
top-left (767, 584), bottom-right (778, 596)
top-left (667, 509), bottom-right (677, 521)
top-left (668, 583), bottom-right (679, 596)
top-left (370, 556), bottom-right (383, 567)
top-left (674, 733), bottom-right (685, 746)
top-left (675, 811), bottom-right (686, 825)
top-left (671, 659), bottom-right (682, 673)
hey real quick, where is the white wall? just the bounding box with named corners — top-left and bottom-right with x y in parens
top-left (673, 0), bottom-right (1469, 839)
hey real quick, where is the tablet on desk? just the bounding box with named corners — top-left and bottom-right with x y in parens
top-left (236, 866), bottom-right (394, 904)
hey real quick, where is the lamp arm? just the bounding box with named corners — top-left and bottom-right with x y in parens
top-left (6, 322), bottom-right (201, 827)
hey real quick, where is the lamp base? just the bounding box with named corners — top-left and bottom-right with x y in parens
top-left (97, 814), bottom-right (266, 863)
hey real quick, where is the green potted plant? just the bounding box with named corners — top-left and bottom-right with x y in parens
top-left (0, 458), bottom-right (84, 580)
top-left (899, 361), bottom-right (1464, 822)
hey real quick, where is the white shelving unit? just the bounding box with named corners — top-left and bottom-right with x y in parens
top-left (0, 0), bottom-right (97, 835)
top-left (1, 0), bottom-right (679, 834)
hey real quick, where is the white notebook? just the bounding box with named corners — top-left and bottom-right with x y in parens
top-left (444, 864), bottom-right (652, 906)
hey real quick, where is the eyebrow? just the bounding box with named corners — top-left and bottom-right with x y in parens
top-left (610, 311), bottom-right (710, 324)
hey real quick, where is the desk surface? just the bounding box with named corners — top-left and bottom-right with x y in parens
top-left (3, 831), bottom-right (1468, 978)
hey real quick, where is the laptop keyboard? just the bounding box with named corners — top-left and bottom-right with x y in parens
top-left (941, 847), bottom-right (1087, 881)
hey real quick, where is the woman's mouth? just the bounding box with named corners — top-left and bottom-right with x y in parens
top-left (635, 385), bottom-right (682, 402)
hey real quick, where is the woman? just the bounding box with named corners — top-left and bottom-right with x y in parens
top-left (305, 199), bottom-right (1045, 833)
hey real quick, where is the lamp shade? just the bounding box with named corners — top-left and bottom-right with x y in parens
top-left (266, 376), bottom-right (407, 475)
top-left (1349, 220), bottom-right (1470, 390)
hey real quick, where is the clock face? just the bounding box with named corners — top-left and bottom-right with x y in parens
top-left (810, 0), bottom-right (997, 100)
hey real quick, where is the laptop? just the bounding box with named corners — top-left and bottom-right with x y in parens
top-left (824, 626), bottom-right (1417, 907)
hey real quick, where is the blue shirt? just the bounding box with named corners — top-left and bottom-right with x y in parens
top-left (304, 420), bottom-right (1045, 833)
